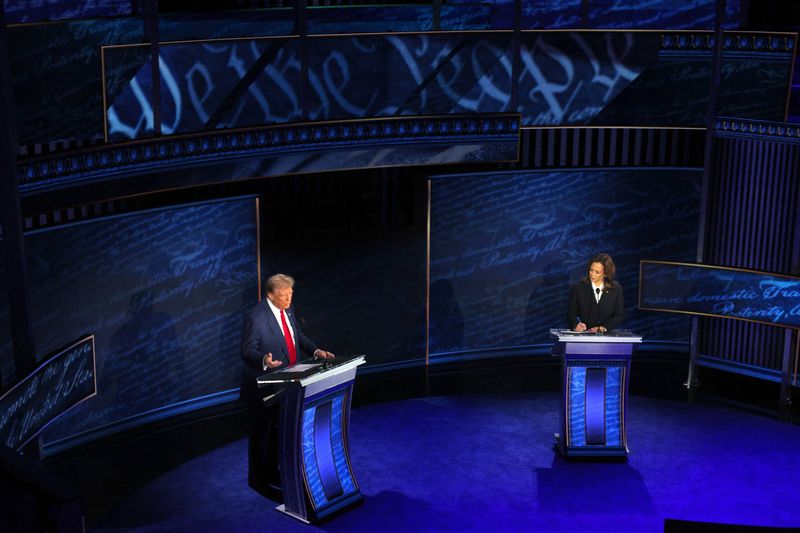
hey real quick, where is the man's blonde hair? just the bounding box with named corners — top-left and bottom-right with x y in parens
top-left (265, 273), bottom-right (295, 294)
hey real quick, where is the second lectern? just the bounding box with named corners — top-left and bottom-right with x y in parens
top-left (551, 330), bottom-right (641, 458)
top-left (257, 354), bottom-right (365, 523)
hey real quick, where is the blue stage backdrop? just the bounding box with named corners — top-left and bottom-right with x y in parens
top-left (103, 30), bottom-right (789, 142)
top-left (4, 0), bottom-right (133, 23)
top-left (0, 198), bottom-right (259, 453)
top-left (428, 168), bottom-right (702, 358)
top-left (640, 261), bottom-right (800, 329)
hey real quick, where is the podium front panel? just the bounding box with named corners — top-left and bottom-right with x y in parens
top-left (551, 332), bottom-right (639, 458)
top-left (566, 362), bottom-right (626, 448)
top-left (301, 385), bottom-right (359, 518)
top-left (258, 355), bottom-right (365, 523)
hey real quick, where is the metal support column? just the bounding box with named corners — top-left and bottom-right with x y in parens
top-left (687, 0), bottom-right (726, 401)
top-left (142, 0), bottom-right (162, 136)
top-left (293, 0), bottom-right (309, 120)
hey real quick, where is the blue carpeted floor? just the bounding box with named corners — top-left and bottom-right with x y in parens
top-left (92, 392), bottom-right (800, 532)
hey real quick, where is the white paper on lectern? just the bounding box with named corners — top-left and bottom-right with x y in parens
top-left (274, 363), bottom-right (320, 373)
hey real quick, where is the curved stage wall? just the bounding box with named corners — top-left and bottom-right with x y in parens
top-left (9, 25), bottom-right (793, 148)
top-left (0, 197), bottom-right (260, 454)
top-left (428, 167), bottom-right (701, 359)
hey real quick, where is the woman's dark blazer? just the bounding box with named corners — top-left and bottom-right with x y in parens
top-left (567, 279), bottom-right (624, 331)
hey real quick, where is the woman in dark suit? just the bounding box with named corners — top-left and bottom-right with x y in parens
top-left (567, 253), bottom-right (624, 333)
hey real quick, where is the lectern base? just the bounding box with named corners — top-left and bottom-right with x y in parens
top-left (276, 504), bottom-right (311, 524)
top-left (555, 433), bottom-right (628, 459)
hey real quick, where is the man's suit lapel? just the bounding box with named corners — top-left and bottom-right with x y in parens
top-left (263, 300), bottom-right (288, 358)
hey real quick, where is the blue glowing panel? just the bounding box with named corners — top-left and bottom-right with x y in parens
top-left (604, 367), bottom-right (622, 447)
top-left (308, 6), bottom-right (434, 34)
top-left (584, 368), bottom-right (606, 445)
top-left (302, 389), bottom-right (358, 511)
top-left (429, 169), bottom-right (701, 357)
top-left (592, 41), bottom-right (793, 126)
top-left (442, 0), bottom-right (741, 30)
top-left (106, 33), bottom-right (515, 141)
top-left (307, 33), bottom-right (513, 121)
top-left (520, 1), bottom-right (581, 29)
top-left (9, 19), bottom-right (143, 146)
top-left (518, 32), bottom-right (656, 126)
top-left (0, 336), bottom-right (95, 450)
top-left (302, 404), bottom-right (328, 509)
top-left (0, 198), bottom-right (259, 451)
top-left (106, 39), bottom-right (303, 142)
top-left (568, 367), bottom-right (586, 447)
top-left (313, 402), bottom-right (343, 500)
top-left (588, 0), bottom-right (742, 29)
top-left (4, 1), bottom-right (132, 23)
top-left (331, 394), bottom-right (357, 494)
top-left (159, 15), bottom-right (294, 42)
top-left (440, 1), bottom-right (582, 30)
top-left (640, 262), bottom-right (800, 329)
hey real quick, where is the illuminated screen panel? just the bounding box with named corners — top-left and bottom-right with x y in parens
top-left (428, 168), bottom-right (702, 357)
top-left (4, 1), bottom-right (132, 23)
top-left (640, 261), bottom-right (800, 329)
top-left (0, 197), bottom-right (259, 452)
top-left (105, 38), bottom-right (302, 142)
top-left (307, 32), bottom-right (514, 121)
top-left (587, 0), bottom-right (742, 29)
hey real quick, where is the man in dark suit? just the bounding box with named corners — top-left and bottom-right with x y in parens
top-left (567, 253), bottom-right (625, 333)
top-left (240, 273), bottom-right (334, 500)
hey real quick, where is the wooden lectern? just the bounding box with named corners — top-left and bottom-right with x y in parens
top-left (551, 330), bottom-right (641, 458)
top-left (257, 354), bottom-right (365, 523)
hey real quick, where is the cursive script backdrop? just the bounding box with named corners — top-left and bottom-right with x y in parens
top-left (0, 198), bottom-right (259, 453)
top-left (429, 168), bottom-right (702, 357)
top-left (100, 30), bottom-right (791, 142)
top-left (640, 262), bottom-right (800, 328)
top-left (0, 336), bottom-right (96, 451)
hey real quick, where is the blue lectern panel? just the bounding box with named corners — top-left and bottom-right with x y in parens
top-left (330, 394), bottom-right (357, 495)
top-left (568, 367), bottom-right (587, 446)
top-left (303, 407), bottom-right (328, 508)
top-left (584, 368), bottom-right (606, 445)
top-left (312, 402), bottom-right (343, 500)
top-left (567, 365), bottom-right (624, 447)
top-left (604, 367), bottom-right (623, 447)
top-left (302, 390), bottom-right (358, 512)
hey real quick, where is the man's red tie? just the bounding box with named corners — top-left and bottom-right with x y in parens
top-left (280, 309), bottom-right (297, 365)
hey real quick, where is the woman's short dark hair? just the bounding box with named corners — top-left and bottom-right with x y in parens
top-left (583, 253), bottom-right (616, 287)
